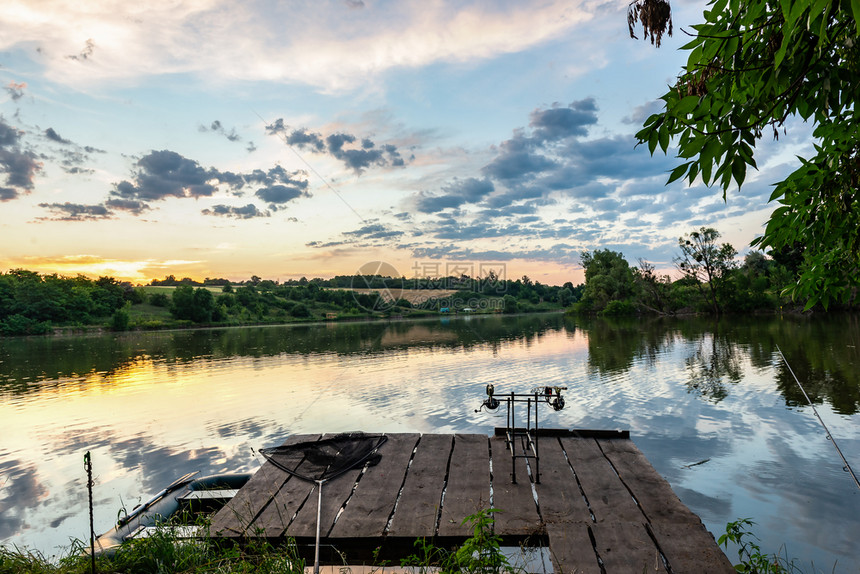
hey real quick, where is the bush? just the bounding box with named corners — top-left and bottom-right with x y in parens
top-left (600, 299), bottom-right (636, 316)
top-left (111, 306), bottom-right (130, 331)
top-left (0, 314), bottom-right (52, 336)
top-left (290, 303), bottom-right (311, 318)
top-left (149, 292), bottom-right (170, 307)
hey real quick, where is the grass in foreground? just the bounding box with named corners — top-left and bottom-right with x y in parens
top-left (0, 515), bottom-right (819, 574)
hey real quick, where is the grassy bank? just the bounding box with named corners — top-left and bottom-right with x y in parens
top-left (0, 516), bottom-right (814, 574)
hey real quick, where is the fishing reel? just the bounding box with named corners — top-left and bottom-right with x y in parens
top-left (533, 385), bottom-right (567, 411)
top-left (475, 383), bottom-right (501, 412)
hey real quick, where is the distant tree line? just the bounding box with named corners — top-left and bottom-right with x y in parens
top-left (573, 227), bottom-right (847, 316)
top-left (0, 270), bottom-right (142, 335)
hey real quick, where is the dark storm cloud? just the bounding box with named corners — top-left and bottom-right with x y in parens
top-left (0, 117), bottom-right (41, 201)
top-left (200, 120), bottom-right (241, 142)
top-left (38, 202), bottom-right (112, 221)
top-left (265, 119), bottom-right (406, 173)
top-left (45, 127), bottom-right (72, 144)
top-left (5, 81), bottom-right (27, 101)
top-left (202, 203), bottom-right (270, 219)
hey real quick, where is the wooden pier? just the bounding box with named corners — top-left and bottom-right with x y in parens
top-left (210, 431), bottom-right (734, 573)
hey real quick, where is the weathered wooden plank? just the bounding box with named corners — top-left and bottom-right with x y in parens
top-left (590, 521), bottom-right (668, 573)
top-left (558, 437), bottom-right (642, 524)
top-left (286, 460), bottom-right (368, 538)
top-left (250, 458), bottom-right (317, 537)
top-left (437, 434), bottom-right (491, 537)
top-left (490, 434), bottom-right (542, 536)
top-left (597, 438), bottom-right (701, 525)
top-left (533, 437), bottom-right (592, 524)
top-left (385, 434), bottom-right (453, 538)
top-left (545, 523), bottom-right (602, 574)
top-left (648, 521), bottom-right (735, 573)
top-left (328, 433), bottom-right (420, 539)
top-left (210, 433), bottom-right (318, 537)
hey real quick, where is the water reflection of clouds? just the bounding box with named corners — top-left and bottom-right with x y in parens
top-left (1, 315), bottom-right (858, 569)
top-left (0, 459), bottom-right (48, 540)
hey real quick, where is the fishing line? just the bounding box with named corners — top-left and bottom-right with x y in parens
top-left (775, 344), bottom-right (860, 491)
top-left (252, 110), bottom-right (367, 224)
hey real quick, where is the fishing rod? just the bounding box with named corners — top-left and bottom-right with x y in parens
top-left (775, 344), bottom-right (860, 492)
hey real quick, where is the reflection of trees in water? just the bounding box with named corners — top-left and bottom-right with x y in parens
top-left (770, 315), bottom-right (860, 415)
top-left (683, 332), bottom-right (743, 402)
top-left (0, 314), bottom-right (567, 396)
top-left (577, 316), bottom-right (680, 375)
top-left (572, 314), bottom-right (860, 413)
top-left (2, 313), bottom-right (858, 414)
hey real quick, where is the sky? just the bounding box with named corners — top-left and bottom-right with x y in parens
top-left (0, 0), bottom-right (815, 286)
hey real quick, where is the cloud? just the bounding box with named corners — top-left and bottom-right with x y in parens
top-left (200, 120), bottom-right (241, 142)
top-left (622, 99), bottom-right (664, 125)
top-left (5, 82), bottom-right (26, 101)
top-left (266, 121), bottom-right (406, 173)
top-left (111, 150), bottom-right (224, 202)
top-left (481, 98), bottom-right (600, 185)
top-left (255, 184), bottom-right (307, 208)
top-left (105, 198), bottom-right (151, 215)
top-left (201, 203), bottom-right (270, 219)
top-left (1, 1), bottom-right (592, 92)
top-left (38, 202), bottom-right (112, 221)
top-left (45, 127), bottom-right (73, 144)
top-left (415, 177), bottom-right (495, 213)
top-left (107, 150), bottom-right (311, 215)
top-left (66, 38), bottom-right (95, 61)
top-left (343, 223), bottom-right (403, 240)
top-left (0, 117), bottom-right (41, 201)
top-left (529, 98), bottom-right (598, 141)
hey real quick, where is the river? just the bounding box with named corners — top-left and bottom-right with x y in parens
top-left (1, 313), bottom-right (858, 569)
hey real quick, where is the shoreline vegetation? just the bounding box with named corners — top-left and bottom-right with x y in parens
top-left (2, 228), bottom-right (856, 337)
top-left (0, 512), bottom-right (812, 574)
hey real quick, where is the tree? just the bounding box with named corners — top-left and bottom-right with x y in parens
top-left (633, 0), bottom-right (860, 309)
top-left (676, 227), bottom-right (737, 315)
top-left (633, 259), bottom-right (672, 314)
top-left (579, 250), bottom-right (635, 313)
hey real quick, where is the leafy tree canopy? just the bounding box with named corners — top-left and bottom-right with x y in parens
top-left (633, 0), bottom-right (860, 309)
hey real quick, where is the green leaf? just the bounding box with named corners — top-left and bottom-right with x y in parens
top-left (852, 0), bottom-right (860, 34)
top-left (648, 130), bottom-right (659, 155)
top-left (674, 95), bottom-right (701, 116)
top-left (658, 124), bottom-right (670, 153)
top-left (667, 163), bottom-right (691, 184)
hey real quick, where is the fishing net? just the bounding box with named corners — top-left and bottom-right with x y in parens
top-left (259, 432), bottom-right (388, 483)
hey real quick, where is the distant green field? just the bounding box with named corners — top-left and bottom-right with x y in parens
top-left (140, 285), bottom-right (226, 294)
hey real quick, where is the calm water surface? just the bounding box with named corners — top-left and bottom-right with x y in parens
top-left (1, 314), bottom-right (858, 569)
